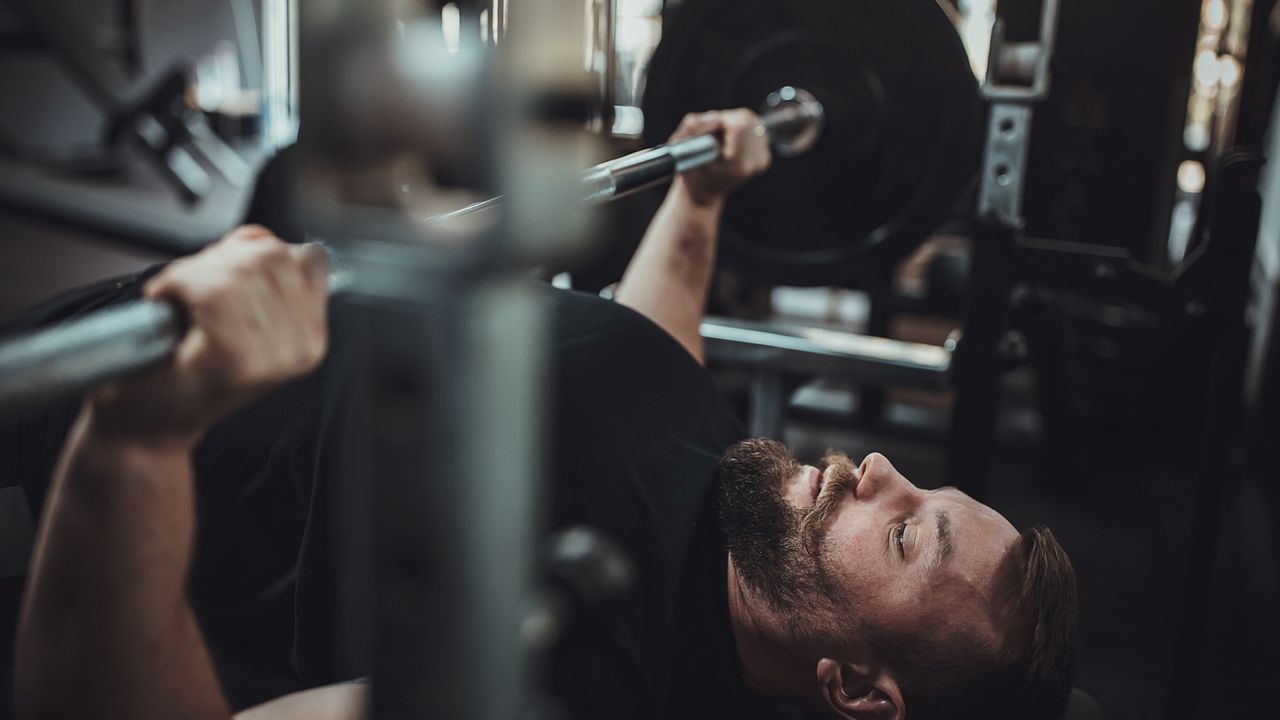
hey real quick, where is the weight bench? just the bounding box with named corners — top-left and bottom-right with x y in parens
top-left (701, 315), bottom-right (957, 438)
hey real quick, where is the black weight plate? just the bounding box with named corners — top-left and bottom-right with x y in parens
top-left (644, 0), bottom-right (983, 287)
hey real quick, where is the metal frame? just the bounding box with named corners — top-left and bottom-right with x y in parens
top-left (946, 0), bottom-right (1060, 500)
top-left (9, 0), bottom-right (251, 204)
top-left (702, 317), bottom-right (954, 391)
top-left (292, 2), bottom-right (603, 716)
top-left (703, 315), bottom-right (956, 440)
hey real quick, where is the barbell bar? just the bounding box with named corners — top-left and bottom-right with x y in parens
top-left (430, 86), bottom-right (824, 221)
top-left (0, 88), bottom-right (823, 418)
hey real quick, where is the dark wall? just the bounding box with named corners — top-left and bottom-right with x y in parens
top-left (0, 0), bottom-right (255, 314)
top-left (1002, 0), bottom-right (1202, 262)
top-left (0, 208), bottom-right (170, 321)
top-left (0, 0), bottom-right (246, 153)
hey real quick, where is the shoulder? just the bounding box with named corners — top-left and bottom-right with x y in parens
top-left (548, 287), bottom-right (677, 344)
top-left (546, 287), bottom-right (708, 385)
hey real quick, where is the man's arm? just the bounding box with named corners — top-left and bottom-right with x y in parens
top-left (614, 109), bottom-right (771, 365)
top-left (15, 226), bottom-right (333, 720)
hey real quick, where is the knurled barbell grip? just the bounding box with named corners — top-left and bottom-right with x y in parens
top-left (586, 87), bottom-right (824, 202)
top-left (0, 260), bottom-right (353, 420)
top-left (0, 299), bottom-right (184, 418)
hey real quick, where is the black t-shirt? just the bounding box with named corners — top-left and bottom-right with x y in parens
top-left (0, 273), bottom-right (768, 717)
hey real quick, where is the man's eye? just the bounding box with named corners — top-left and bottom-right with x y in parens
top-left (894, 523), bottom-right (907, 557)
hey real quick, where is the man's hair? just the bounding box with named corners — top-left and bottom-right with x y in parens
top-left (869, 525), bottom-right (1079, 720)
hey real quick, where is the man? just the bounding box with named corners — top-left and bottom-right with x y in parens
top-left (11, 109), bottom-right (1078, 720)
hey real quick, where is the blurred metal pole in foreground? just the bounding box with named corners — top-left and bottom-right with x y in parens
top-left (295, 1), bottom-right (600, 718)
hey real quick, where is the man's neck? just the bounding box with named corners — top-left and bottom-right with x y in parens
top-left (724, 555), bottom-right (813, 699)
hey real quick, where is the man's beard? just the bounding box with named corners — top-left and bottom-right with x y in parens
top-left (715, 438), bottom-right (859, 631)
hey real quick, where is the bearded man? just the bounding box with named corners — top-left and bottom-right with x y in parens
top-left (11, 109), bottom-right (1077, 720)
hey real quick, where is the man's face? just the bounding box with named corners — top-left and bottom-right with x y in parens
top-left (717, 439), bottom-right (1022, 653)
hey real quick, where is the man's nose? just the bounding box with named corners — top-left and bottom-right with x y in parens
top-left (856, 452), bottom-right (912, 501)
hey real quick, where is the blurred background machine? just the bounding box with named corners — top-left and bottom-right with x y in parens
top-left (0, 1), bottom-right (1278, 719)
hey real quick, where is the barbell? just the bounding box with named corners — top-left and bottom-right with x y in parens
top-left (0, 86), bottom-right (824, 418)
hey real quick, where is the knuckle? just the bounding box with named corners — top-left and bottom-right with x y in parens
top-left (184, 281), bottom-right (222, 308)
top-left (303, 336), bottom-right (328, 370)
top-left (250, 245), bottom-right (289, 272)
top-left (297, 243), bottom-right (330, 274)
top-left (261, 239), bottom-right (291, 260)
top-left (231, 260), bottom-right (263, 281)
top-left (230, 224), bottom-right (273, 241)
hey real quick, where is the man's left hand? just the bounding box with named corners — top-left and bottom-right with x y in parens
top-left (669, 108), bottom-right (772, 206)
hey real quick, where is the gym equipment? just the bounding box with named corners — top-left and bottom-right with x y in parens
top-left (702, 317), bottom-right (957, 438)
top-left (295, 4), bottom-right (606, 718)
top-left (0, 86), bottom-right (820, 417)
top-left (527, 526), bottom-right (636, 652)
top-left (8, 0), bottom-right (252, 204)
top-left (643, 0), bottom-right (984, 288)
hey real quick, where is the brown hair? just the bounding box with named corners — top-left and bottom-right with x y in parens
top-left (870, 525), bottom-right (1079, 720)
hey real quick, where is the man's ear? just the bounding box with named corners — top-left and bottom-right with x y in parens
top-left (815, 658), bottom-right (905, 720)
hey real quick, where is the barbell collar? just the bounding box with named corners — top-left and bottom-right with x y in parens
top-left (761, 86), bottom-right (825, 158)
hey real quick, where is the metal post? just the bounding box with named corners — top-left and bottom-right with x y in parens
top-left (1165, 161), bottom-right (1266, 718)
top-left (748, 371), bottom-right (787, 440)
top-left (354, 273), bottom-right (549, 720)
top-left (945, 222), bottom-right (1015, 501)
top-left (946, 0), bottom-right (1059, 500)
top-left (855, 282), bottom-right (891, 428)
top-left (295, 1), bottom-right (599, 717)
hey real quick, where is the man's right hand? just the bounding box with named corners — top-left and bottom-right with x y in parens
top-left (86, 225), bottom-right (330, 450)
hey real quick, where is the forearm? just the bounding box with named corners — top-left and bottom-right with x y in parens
top-left (17, 410), bottom-right (229, 720)
top-left (615, 178), bottom-right (723, 364)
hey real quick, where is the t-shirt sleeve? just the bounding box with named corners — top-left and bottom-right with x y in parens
top-left (0, 265), bottom-right (166, 516)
